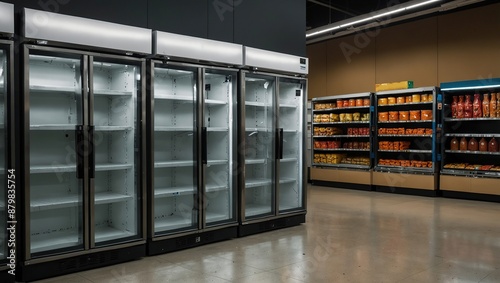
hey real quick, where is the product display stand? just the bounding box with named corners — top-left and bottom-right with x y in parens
top-left (440, 79), bottom-right (500, 201)
top-left (310, 93), bottom-right (373, 191)
top-left (373, 87), bottom-right (440, 196)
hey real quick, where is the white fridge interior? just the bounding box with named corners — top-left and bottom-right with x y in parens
top-left (92, 62), bottom-right (138, 244)
top-left (204, 72), bottom-right (233, 225)
top-left (28, 55), bottom-right (84, 255)
top-left (278, 80), bottom-right (304, 211)
top-left (244, 77), bottom-right (275, 218)
top-left (153, 67), bottom-right (197, 234)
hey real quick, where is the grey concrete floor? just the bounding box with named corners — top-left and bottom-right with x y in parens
top-left (34, 185), bottom-right (500, 282)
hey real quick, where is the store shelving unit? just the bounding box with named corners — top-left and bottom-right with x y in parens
top-left (310, 92), bottom-right (373, 190)
top-left (373, 87), bottom-right (440, 195)
top-left (440, 79), bottom-right (500, 201)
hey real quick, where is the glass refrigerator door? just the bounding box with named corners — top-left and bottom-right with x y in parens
top-left (0, 48), bottom-right (6, 261)
top-left (203, 69), bottom-right (236, 227)
top-left (28, 53), bottom-right (84, 256)
top-left (243, 74), bottom-right (275, 219)
top-left (152, 65), bottom-right (198, 235)
top-left (278, 78), bottom-right (305, 212)
top-left (91, 59), bottom-right (140, 246)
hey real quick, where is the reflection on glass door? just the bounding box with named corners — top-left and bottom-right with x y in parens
top-left (0, 49), bottom-right (6, 261)
top-left (28, 53), bottom-right (84, 256)
top-left (204, 70), bottom-right (235, 226)
top-left (278, 78), bottom-right (304, 212)
top-left (244, 74), bottom-right (275, 219)
top-left (91, 60), bottom-right (139, 245)
top-left (152, 65), bottom-right (198, 235)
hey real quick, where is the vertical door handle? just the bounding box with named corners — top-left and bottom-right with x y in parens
top-left (276, 128), bottom-right (284, 160)
top-left (202, 127), bottom-right (208, 165)
top-left (88, 125), bottom-right (95, 178)
top-left (279, 128), bottom-right (284, 160)
top-left (76, 125), bottom-right (84, 179)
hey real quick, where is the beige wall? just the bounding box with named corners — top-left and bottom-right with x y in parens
top-left (307, 3), bottom-right (500, 98)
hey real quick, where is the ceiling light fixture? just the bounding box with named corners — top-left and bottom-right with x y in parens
top-left (306, 0), bottom-right (441, 38)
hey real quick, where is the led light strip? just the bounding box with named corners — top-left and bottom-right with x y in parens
top-left (306, 0), bottom-right (441, 38)
top-left (441, 85), bottom-right (500, 91)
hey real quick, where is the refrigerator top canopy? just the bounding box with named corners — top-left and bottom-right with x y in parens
top-left (243, 47), bottom-right (308, 75)
top-left (0, 2), bottom-right (14, 36)
top-left (24, 8), bottom-right (152, 55)
top-left (153, 31), bottom-right (243, 66)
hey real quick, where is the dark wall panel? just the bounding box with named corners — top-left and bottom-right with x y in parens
top-left (148, 0), bottom-right (208, 38)
top-left (234, 0), bottom-right (306, 56)
top-left (207, 0), bottom-right (234, 43)
top-left (7, 0), bottom-right (147, 28)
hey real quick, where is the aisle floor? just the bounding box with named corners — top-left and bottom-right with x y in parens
top-left (35, 185), bottom-right (500, 283)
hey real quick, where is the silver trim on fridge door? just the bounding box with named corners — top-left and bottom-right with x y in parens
top-left (140, 59), bottom-right (148, 241)
top-left (24, 8), bottom-right (152, 55)
top-left (147, 60), bottom-right (156, 239)
top-left (22, 45), bottom-right (31, 261)
top-left (0, 2), bottom-right (13, 35)
top-left (87, 56), bottom-right (95, 248)
top-left (238, 71), bottom-right (247, 224)
top-left (198, 68), bottom-right (205, 230)
top-left (82, 55), bottom-right (90, 250)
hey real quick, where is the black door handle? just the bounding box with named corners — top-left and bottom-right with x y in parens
top-left (88, 126), bottom-right (95, 178)
top-left (76, 125), bottom-right (84, 179)
top-left (202, 127), bottom-right (208, 165)
top-left (279, 128), bottom-right (284, 159)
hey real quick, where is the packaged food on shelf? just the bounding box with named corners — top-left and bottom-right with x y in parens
top-left (405, 96), bottom-right (412, 103)
top-left (388, 97), bottom-right (396, 105)
top-left (464, 94), bottom-right (472, 118)
top-left (450, 137), bottom-right (459, 150)
top-left (378, 98), bottom-right (388, 106)
top-left (361, 113), bottom-right (370, 121)
top-left (353, 112), bottom-right (361, 121)
top-left (479, 138), bottom-right (488, 152)
top-left (343, 100), bottom-right (349, 107)
top-left (421, 94), bottom-right (428, 102)
top-left (412, 94), bottom-right (421, 103)
top-left (468, 137), bottom-right (478, 151)
top-left (348, 99), bottom-right (356, 107)
top-left (460, 137), bottom-right (467, 151)
top-left (379, 159), bottom-right (432, 168)
top-left (489, 138), bottom-right (498, 152)
top-left (337, 100), bottom-right (343, 108)
top-left (378, 112), bottom-right (388, 122)
top-left (363, 98), bottom-right (370, 106)
top-left (421, 110), bottom-right (432, 120)
top-left (473, 93), bottom-right (482, 118)
top-left (356, 98), bottom-right (363, 107)
top-left (329, 113), bottom-right (339, 122)
top-left (339, 113), bottom-right (346, 122)
top-left (399, 111), bottom-right (409, 121)
top-left (482, 93), bottom-right (490, 118)
top-left (389, 111), bottom-right (398, 121)
top-left (397, 97), bottom-right (405, 104)
top-left (375, 80), bottom-right (413, 92)
top-left (491, 93), bottom-right (497, 117)
top-left (314, 153), bottom-right (346, 164)
top-left (345, 113), bottom-right (353, 122)
top-left (410, 110), bottom-right (421, 121)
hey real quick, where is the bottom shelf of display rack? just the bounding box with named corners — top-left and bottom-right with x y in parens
top-left (440, 174), bottom-right (500, 196)
top-left (372, 171), bottom-right (437, 191)
top-left (311, 167), bottom-right (371, 186)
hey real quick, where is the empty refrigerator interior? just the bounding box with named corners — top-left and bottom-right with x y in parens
top-left (153, 67), bottom-right (198, 234)
top-left (28, 54), bottom-right (84, 256)
top-left (92, 62), bottom-right (139, 245)
top-left (278, 80), bottom-right (303, 211)
top-left (244, 78), bottom-right (275, 218)
top-left (204, 72), bottom-right (233, 225)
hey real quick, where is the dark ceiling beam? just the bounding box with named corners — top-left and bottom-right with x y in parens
top-left (307, 0), bottom-right (357, 17)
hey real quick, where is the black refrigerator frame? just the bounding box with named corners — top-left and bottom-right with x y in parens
top-left (0, 38), bottom-right (15, 283)
top-left (146, 59), bottom-right (239, 255)
top-left (238, 69), bottom-right (308, 237)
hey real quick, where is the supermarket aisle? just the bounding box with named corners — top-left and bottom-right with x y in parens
top-left (34, 185), bottom-right (500, 283)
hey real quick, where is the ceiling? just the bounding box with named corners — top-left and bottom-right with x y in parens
top-left (306, 0), bottom-right (490, 42)
top-left (307, 0), bottom-right (414, 30)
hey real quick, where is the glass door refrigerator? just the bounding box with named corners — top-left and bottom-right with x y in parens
top-left (20, 9), bottom-right (150, 282)
top-left (0, 2), bottom-right (14, 282)
top-left (147, 31), bottom-right (241, 255)
top-left (238, 47), bottom-right (308, 237)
